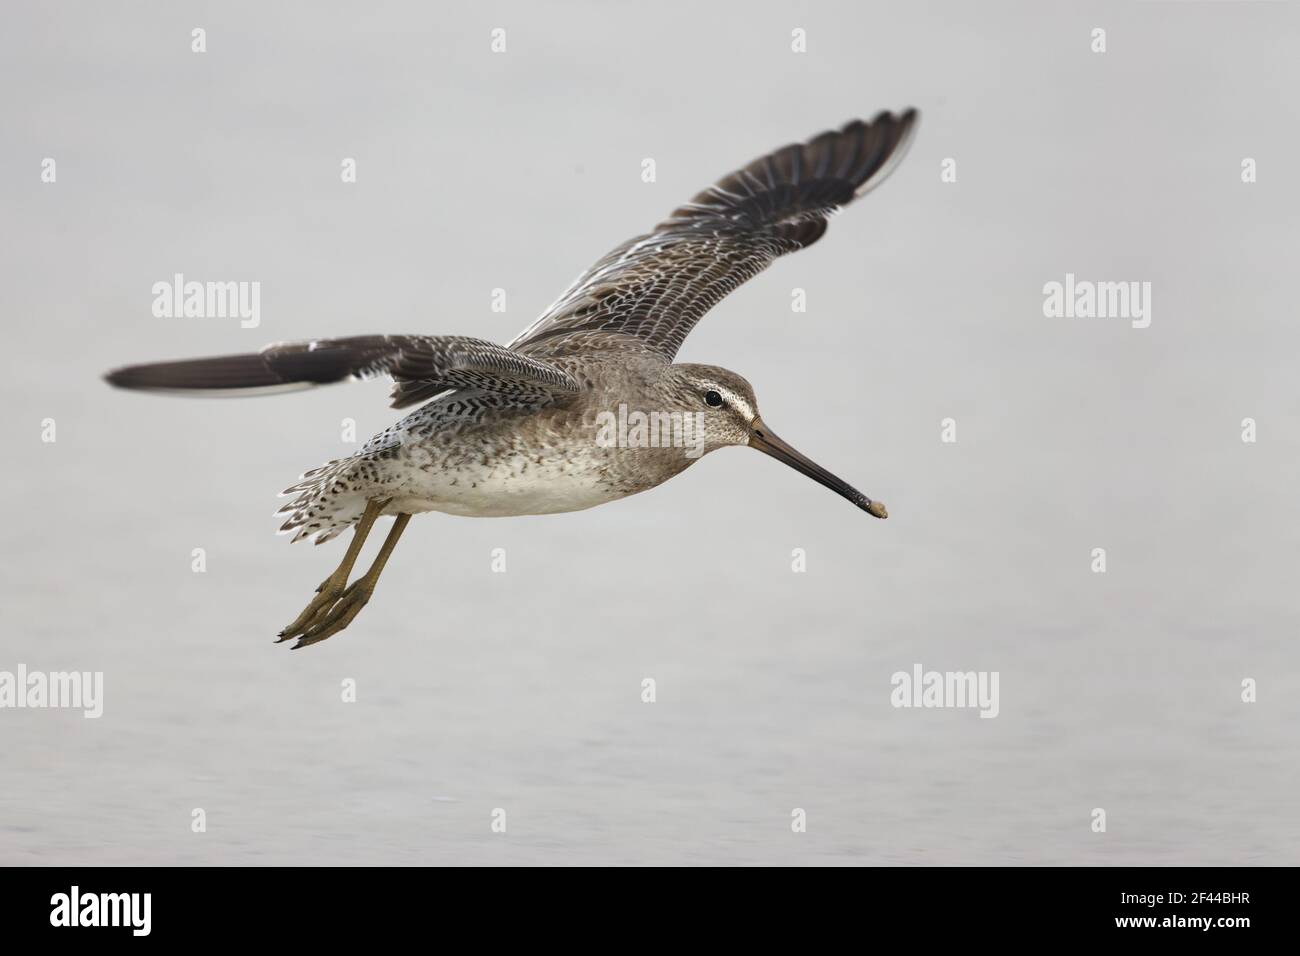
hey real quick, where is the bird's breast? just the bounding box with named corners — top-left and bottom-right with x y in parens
top-left (385, 430), bottom-right (696, 518)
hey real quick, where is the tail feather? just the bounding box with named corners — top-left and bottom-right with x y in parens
top-left (275, 458), bottom-right (371, 544)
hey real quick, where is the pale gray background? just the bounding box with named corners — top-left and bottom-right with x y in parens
top-left (2, 0), bottom-right (1298, 865)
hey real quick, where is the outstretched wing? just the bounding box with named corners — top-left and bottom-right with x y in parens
top-left (104, 334), bottom-right (581, 409)
top-left (510, 109), bottom-right (917, 360)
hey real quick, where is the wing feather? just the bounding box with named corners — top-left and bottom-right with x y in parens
top-left (105, 335), bottom-right (580, 409)
top-left (511, 110), bottom-right (917, 359)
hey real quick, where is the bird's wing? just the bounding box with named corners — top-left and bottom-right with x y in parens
top-left (104, 334), bottom-right (581, 409)
top-left (509, 110), bottom-right (917, 360)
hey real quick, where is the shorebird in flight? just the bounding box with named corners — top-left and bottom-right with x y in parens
top-left (106, 109), bottom-right (918, 648)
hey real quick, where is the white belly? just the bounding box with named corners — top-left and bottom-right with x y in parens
top-left (385, 454), bottom-right (625, 518)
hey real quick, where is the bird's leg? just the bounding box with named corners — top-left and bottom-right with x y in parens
top-left (289, 513), bottom-right (411, 649)
top-left (277, 497), bottom-right (389, 642)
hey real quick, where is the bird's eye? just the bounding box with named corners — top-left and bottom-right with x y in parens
top-left (704, 390), bottom-right (724, 407)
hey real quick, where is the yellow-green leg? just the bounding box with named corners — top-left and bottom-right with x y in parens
top-left (290, 513), bottom-right (411, 650)
top-left (277, 498), bottom-right (389, 643)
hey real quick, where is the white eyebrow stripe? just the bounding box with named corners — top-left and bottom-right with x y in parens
top-left (720, 387), bottom-right (755, 421)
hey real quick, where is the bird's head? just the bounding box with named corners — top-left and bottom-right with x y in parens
top-left (665, 363), bottom-right (888, 518)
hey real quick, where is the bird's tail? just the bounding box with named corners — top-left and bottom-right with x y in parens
top-left (275, 457), bottom-right (369, 544)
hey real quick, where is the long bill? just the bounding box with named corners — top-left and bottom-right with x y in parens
top-left (748, 417), bottom-right (888, 519)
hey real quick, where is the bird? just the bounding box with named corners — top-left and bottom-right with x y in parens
top-left (105, 109), bottom-right (918, 649)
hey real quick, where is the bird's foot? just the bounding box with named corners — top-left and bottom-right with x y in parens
top-left (275, 503), bottom-right (408, 650)
top-left (279, 577), bottom-right (377, 650)
top-left (276, 573), bottom-right (347, 645)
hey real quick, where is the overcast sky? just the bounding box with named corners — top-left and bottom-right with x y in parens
top-left (2, 0), bottom-right (1298, 864)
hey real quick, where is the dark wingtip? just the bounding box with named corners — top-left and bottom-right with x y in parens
top-left (104, 366), bottom-right (135, 389)
top-left (661, 108), bottom-right (921, 235)
top-left (98, 353), bottom-right (283, 391)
